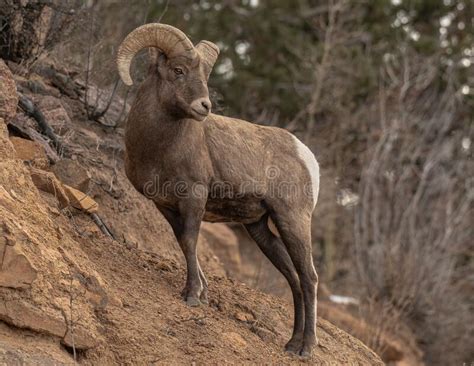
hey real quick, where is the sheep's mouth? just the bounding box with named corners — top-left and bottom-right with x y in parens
top-left (190, 108), bottom-right (209, 121)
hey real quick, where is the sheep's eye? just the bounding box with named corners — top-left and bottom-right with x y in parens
top-left (174, 67), bottom-right (184, 75)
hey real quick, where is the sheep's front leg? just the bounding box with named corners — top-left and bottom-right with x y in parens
top-left (157, 203), bottom-right (206, 306)
top-left (176, 202), bottom-right (206, 307)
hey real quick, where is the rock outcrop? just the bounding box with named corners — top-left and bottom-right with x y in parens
top-left (0, 60), bottom-right (18, 123)
top-left (10, 136), bottom-right (49, 169)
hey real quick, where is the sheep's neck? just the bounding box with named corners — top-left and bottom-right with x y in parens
top-left (125, 75), bottom-right (209, 189)
top-left (125, 101), bottom-right (201, 162)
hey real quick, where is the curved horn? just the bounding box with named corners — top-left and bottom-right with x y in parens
top-left (117, 23), bottom-right (196, 86)
top-left (196, 40), bottom-right (220, 76)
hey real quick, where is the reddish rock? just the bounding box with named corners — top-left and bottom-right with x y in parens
top-left (0, 118), bottom-right (15, 159)
top-left (0, 299), bottom-right (66, 339)
top-left (10, 136), bottom-right (49, 169)
top-left (51, 159), bottom-right (91, 193)
top-left (0, 59), bottom-right (18, 122)
top-left (63, 327), bottom-right (98, 350)
top-left (63, 184), bottom-right (98, 213)
top-left (0, 243), bottom-right (37, 289)
top-left (29, 167), bottom-right (70, 209)
top-left (0, 299), bottom-right (97, 350)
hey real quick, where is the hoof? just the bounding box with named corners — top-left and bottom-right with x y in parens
top-left (285, 348), bottom-right (300, 356)
top-left (182, 285), bottom-right (206, 304)
top-left (298, 338), bottom-right (318, 358)
top-left (285, 337), bottom-right (318, 358)
top-left (186, 296), bottom-right (201, 307)
top-left (299, 349), bottom-right (312, 358)
top-left (199, 291), bottom-right (209, 305)
top-left (284, 344), bottom-right (300, 355)
top-left (284, 338), bottom-right (303, 355)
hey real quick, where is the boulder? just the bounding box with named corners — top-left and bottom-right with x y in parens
top-left (29, 168), bottom-right (70, 209)
top-left (0, 299), bottom-right (97, 350)
top-left (0, 243), bottom-right (37, 289)
top-left (29, 167), bottom-right (98, 213)
top-left (0, 299), bottom-right (66, 341)
top-left (63, 184), bottom-right (98, 213)
top-left (0, 59), bottom-right (18, 122)
top-left (10, 136), bottom-right (49, 169)
top-left (51, 159), bottom-right (91, 193)
top-left (0, 221), bottom-right (36, 292)
top-left (63, 327), bottom-right (98, 350)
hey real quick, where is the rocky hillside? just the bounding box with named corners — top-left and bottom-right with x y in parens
top-left (0, 58), bottom-right (383, 365)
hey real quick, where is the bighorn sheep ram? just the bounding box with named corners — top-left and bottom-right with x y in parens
top-left (117, 24), bottom-right (320, 357)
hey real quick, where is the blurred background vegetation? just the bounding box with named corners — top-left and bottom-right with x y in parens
top-left (1, 0), bottom-right (472, 365)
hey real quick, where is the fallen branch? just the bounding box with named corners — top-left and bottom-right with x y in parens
top-left (18, 94), bottom-right (62, 151)
top-left (90, 213), bottom-right (115, 240)
top-left (8, 120), bottom-right (60, 163)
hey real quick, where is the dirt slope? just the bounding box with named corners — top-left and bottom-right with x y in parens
top-left (0, 58), bottom-right (383, 365)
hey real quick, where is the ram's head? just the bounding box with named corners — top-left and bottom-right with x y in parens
top-left (117, 24), bottom-right (219, 121)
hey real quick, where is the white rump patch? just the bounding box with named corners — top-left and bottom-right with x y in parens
top-left (291, 135), bottom-right (320, 209)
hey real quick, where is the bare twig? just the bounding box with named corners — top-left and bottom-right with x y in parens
top-left (68, 274), bottom-right (77, 363)
top-left (82, 10), bottom-right (118, 123)
top-left (7, 120), bottom-right (60, 163)
top-left (287, 0), bottom-right (340, 140)
top-left (86, 78), bottom-right (120, 122)
top-left (156, 0), bottom-right (170, 23)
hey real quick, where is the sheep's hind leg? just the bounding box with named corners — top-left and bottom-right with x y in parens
top-left (245, 214), bottom-right (305, 354)
top-left (273, 212), bottom-right (319, 358)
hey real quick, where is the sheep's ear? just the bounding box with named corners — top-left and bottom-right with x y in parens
top-left (196, 40), bottom-right (219, 76)
top-left (148, 48), bottom-right (167, 76)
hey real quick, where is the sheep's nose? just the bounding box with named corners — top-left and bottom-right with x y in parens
top-left (191, 97), bottom-right (212, 118)
top-left (201, 99), bottom-right (211, 112)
